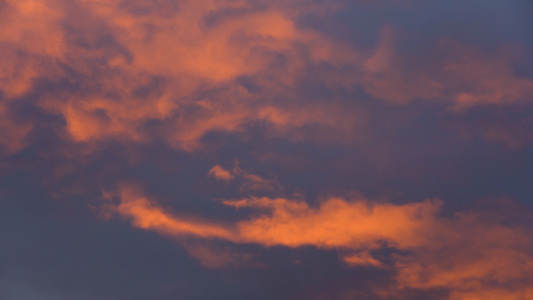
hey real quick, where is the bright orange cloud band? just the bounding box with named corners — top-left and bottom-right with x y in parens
top-left (1, 0), bottom-right (532, 154)
top-left (110, 183), bottom-right (533, 300)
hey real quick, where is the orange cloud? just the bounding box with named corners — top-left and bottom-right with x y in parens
top-left (341, 250), bottom-right (385, 268)
top-left (114, 185), bottom-right (235, 240)
top-left (208, 163), bottom-right (283, 193)
top-left (2, 0), bottom-right (367, 153)
top-left (2, 0), bottom-right (532, 298)
top-left (225, 196), bottom-right (439, 249)
top-left (47, 0), bottom-right (363, 150)
top-left (109, 185), bottom-right (533, 298)
top-left (395, 207), bottom-right (533, 299)
top-left (208, 165), bottom-right (235, 181)
top-left (0, 0), bottom-right (64, 98)
top-left (111, 185), bottom-right (441, 251)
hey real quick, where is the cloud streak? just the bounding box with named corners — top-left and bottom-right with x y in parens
top-left (110, 184), bottom-right (533, 298)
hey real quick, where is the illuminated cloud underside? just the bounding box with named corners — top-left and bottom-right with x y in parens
top-left (111, 181), bottom-right (533, 299)
top-left (1, 0), bottom-right (532, 152)
top-left (1, 0), bottom-right (532, 299)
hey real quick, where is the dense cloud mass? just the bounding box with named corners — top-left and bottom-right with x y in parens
top-left (1, 0), bottom-right (533, 299)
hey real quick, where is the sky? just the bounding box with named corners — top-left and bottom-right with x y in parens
top-left (1, 0), bottom-right (533, 299)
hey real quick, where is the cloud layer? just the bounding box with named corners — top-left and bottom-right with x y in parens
top-left (2, 0), bottom-right (532, 154)
top-left (1, 0), bottom-right (532, 299)
top-left (110, 180), bottom-right (533, 299)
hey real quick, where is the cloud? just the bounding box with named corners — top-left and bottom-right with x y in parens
top-left (182, 242), bottom-right (261, 269)
top-left (1, 1), bottom-right (532, 299)
top-left (110, 185), bottom-right (440, 249)
top-left (208, 163), bottom-right (283, 193)
top-left (113, 184), bottom-right (235, 240)
top-left (395, 205), bottom-right (533, 299)
top-left (108, 183), bottom-right (533, 298)
top-left (47, 0), bottom-right (363, 150)
top-left (0, 0), bottom-right (65, 98)
top-left (224, 196), bottom-right (439, 249)
top-left (358, 27), bottom-right (533, 109)
top-left (208, 165), bottom-right (235, 182)
top-left (342, 250), bottom-right (385, 268)
top-left (14, 0), bottom-right (362, 152)
top-left (0, 0), bottom-right (531, 159)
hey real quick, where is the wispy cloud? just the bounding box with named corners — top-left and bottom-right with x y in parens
top-left (109, 183), bottom-right (533, 298)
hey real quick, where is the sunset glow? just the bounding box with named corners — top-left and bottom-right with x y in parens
top-left (1, 0), bottom-right (532, 299)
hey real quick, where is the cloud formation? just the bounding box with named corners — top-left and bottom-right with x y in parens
top-left (1, 0), bottom-right (533, 299)
top-left (109, 184), bottom-right (533, 298)
top-left (1, 0), bottom-right (366, 152)
top-left (208, 163), bottom-right (283, 193)
top-left (2, 0), bottom-right (532, 155)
